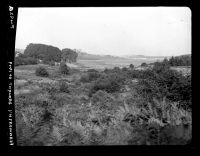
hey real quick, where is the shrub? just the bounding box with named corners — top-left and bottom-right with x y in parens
top-left (129, 64), bottom-right (134, 69)
top-left (89, 73), bottom-right (123, 96)
top-left (15, 56), bottom-right (38, 66)
top-left (103, 68), bottom-right (110, 73)
top-left (122, 67), bottom-right (128, 72)
top-left (21, 105), bottom-right (45, 127)
top-left (112, 67), bottom-right (121, 72)
top-left (48, 61), bottom-right (55, 66)
top-left (152, 61), bottom-right (170, 73)
top-left (135, 66), bottom-right (191, 109)
top-left (87, 71), bottom-right (102, 81)
top-left (126, 70), bottom-right (142, 79)
top-left (35, 66), bottom-right (49, 77)
top-left (25, 57), bottom-right (38, 65)
top-left (80, 71), bottom-right (102, 83)
top-left (91, 90), bottom-right (115, 110)
top-left (59, 81), bottom-right (70, 93)
top-left (79, 74), bottom-right (90, 83)
top-left (141, 62), bottom-right (148, 67)
top-left (59, 63), bottom-right (69, 75)
top-left (87, 69), bottom-right (98, 73)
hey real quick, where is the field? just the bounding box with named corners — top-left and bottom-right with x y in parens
top-left (14, 60), bottom-right (192, 146)
top-left (76, 57), bottom-right (164, 70)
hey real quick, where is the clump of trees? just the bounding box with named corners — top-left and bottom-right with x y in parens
top-left (168, 54), bottom-right (191, 66)
top-left (15, 53), bottom-right (38, 66)
top-left (61, 48), bottom-right (78, 63)
top-left (135, 62), bottom-right (191, 109)
top-left (24, 43), bottom-right (62, 63)
top-left (22, 44), bottom-right (79, 65)
top-left (153, 55), bottom-right (191, 67)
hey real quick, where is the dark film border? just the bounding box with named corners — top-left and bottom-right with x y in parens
top-left (6, 1), bottom-right (18, 147)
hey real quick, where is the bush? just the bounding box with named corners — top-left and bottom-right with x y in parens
top-left (35, 66), bottom-right (49, 77)
top-left (103, 68), bottom-right (110, 73)
top-left (79, 74), bottom-right (90, 83)
top-left (112, 67), bottom-right (121, 72)
top-left (141, 62), bottom-right (148, 67)
top-left (59, 63), bottom-right (69, 75)
top-left (59, 81), bottom-right (70, 93)
top-left (122, 67), bottom-right (128, 72)
top-left (126, 70), bottom-right (142, 79)
top-left (129, 64), bottom-right (134, 69)
top-left (26, 57), bottom-right (38, 65)
top-left (135, 67), bottom-right (191, 109)
top-left (15, 56), bottom-right (38, 66)
top-left (87, 71), bottom-right (102, 81)
top-left (87, 69), bottom-right (98, 73)
top-left (91, 90), bottom-right (115, 109)
top-left (80, 71), bottom-right (102, 83)
top-left (89, 73), bottom-right (124, 96)
top-left (42, 59), bottom-right (56, 66)
top-left (152, 61), bottom-right (170, 73)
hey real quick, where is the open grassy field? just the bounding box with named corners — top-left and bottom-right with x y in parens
top-left (76, 57), bottom-right (164, 70)
top-left (14, 61), bottom-right (192, 146)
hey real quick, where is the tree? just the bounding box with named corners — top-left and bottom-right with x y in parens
top-left (61, 48), bottom-right (78, 63)
top-left (168, 55), bottom-right (191, 66)
top-left (15, 52), bottom-right (38, 66)
top-left (59, 63), bottom-right (70, 75)
top-left (129, 64), bottom-right (134, 69)
top-left (24, 43), bottom-right (62, 63)
top-left (141, 62), bottom-right (147, 67)
top-left (169, 56), bottom-right (175, 66)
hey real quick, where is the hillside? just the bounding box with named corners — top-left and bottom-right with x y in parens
top-left (122, 54), bottom-right (167, 59)
top-left (77, 51), bottom-right (122, 60)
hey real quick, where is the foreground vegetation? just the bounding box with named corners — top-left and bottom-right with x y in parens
top-left (14, 60), bottom-right (191, 145)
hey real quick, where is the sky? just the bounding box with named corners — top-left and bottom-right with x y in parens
top-left (15, 7), bottom-right (191, 56)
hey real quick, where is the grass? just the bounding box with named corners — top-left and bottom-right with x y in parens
top-left (14, 63), bottom-right (192, 146)
top-left (77, 57), bottom-right (163, 70)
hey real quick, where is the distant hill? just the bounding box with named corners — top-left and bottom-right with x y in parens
top-left (77, 51), bottom-right (123, 60)
top-left (15, 47), bottom-right (190, 66)
top-left (122, 54), bottom-right (168, 59)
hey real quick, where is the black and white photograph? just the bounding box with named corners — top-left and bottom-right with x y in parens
top-left (13, 7), bottom-right (192, 146)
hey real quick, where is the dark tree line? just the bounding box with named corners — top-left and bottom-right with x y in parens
top-left (15, 43), bottom-right (78, 66)
top-left (163, 54), bottom-right (191, 66)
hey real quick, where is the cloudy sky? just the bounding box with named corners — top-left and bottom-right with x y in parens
top-left (15, 7), bottom-right (191, 56)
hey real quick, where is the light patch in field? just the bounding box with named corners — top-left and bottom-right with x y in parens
top-left (15, 89), bottom-right (32, 95)
top-left (66, 63), bottom-right (78, 68)
top-left (14, 84), bottom-right (41, 95)
top-left (37, 78), bottom-right (57, 84)
top-left (15, 79), bottom-right (28, 86)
